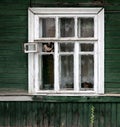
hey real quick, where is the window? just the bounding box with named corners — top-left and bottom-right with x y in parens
top-left (24, 8), bottom-right (104, 95)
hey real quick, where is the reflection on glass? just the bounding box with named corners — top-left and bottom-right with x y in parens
top-left (60, 18), bottom-right (74, 37)
top-left (78, 18), bottom-right (94, 38)
top-left (41, 55), bottom-right (54, 90)
top-left (80, 55), bottom-right (94, 89)
top-left (60, 55), bottom-right (74, 90)
top-left (80, 44), bottom-right (94, 51)
top-left (59, 43), bottom-right (74, 52)
top-left (42, 42), bottom-right (54, 52)
top-left (39, 18), bottom-right (55, 37)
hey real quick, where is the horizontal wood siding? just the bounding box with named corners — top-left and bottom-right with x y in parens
top-left (0, 0), bottom-right (120, 94)
top-left (30, 0), bottom-right (120, 94)
top-left (0, 101), bottom-right (119, 127)
top-left (105, 11), bottom-right (120, 93)
top-left (0, 0), bottom-right (29, 92)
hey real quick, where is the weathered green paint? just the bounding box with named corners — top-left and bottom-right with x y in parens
top-left (0, 0), bottom-right (120, 124)
top-left (0, 0), bottom-right (28, 92)
top-left (0, 102), bottom-right (119, 127)
top-left (0, 0), bottom-right (120, 94)
top-left (32, 95), bottom-right (120, 102)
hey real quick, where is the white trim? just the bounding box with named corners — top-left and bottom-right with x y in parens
top-left (54, 42), bottom-right (59, 91)
top-left (54, 17), bottom-right (59, 91)
top-left (97, 8), bottom-right (104, 94)
top-left (74, 42), bottom-right (79, 91)
top-left (0, 96), bottom-right (32, 101)
top-left (34, 38), bottom-right (98, 42)
top-left (28, 7), bottom-right (104, 95)
top-left (36, 15), bottom-right (96, 18)
top-left (35, 15), bottom-right (39, 39)
top-left (29, 8), bottom-right (102, 14)
top-left (28, 9), bottom-right (35, 93)
top-left (24, 43), bottom-right (38, 53)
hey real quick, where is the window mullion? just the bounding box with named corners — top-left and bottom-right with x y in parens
top-left (54, 17), bottom-right (59, 91)
top-left (94, 15), bottom-right (98, 39)
top-left (74, 17), bottom-right (79, 91)
top-left (94, 42), bottom-right (98, 93)
top-left (75, 16), bottom-right (78, 37)
top-left (34, 53), bottom-right (39, 92)
top-left (54, 42), bottom-right (59, 91)
top-left (74, 42), bottom-right (79, 91)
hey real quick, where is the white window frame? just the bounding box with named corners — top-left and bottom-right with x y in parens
top-left (27, 7), bottom-right (104, 95)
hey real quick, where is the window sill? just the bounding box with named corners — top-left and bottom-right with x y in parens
top-left (0, 94), bottom-right (119, 102)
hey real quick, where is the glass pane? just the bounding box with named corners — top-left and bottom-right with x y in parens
top-left (40, 18), bottom-right (55, 37)
top-left (80, 55), bottom-right (94, 89)
top-left (60, 55), bottom-right (74, 90)
top-left (78, 18), bottom-right (94, 38)
top-left (59, 43), bottom-right (74, 52)
top-left (41, 55), bottom-right (54, 90)
top-left (60, 18), bottom-right (74, 37)
top-left (42, 42), bottom-right (54, 52)
top-left (80, 44), bottom-right (94, 51)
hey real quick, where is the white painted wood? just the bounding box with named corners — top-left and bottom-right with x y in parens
top-left (34, 53), bottom-right (39, 92)
top-left (24, 43), bottom-right (38, 53)
top-left (0, 96), bottom-right (32, 101)
top-left (35, 15), bottom-right (39, 39)
top-left (29, 8), bottom-right (103, 14)
top-left (34, 38), bottom-right (98, 42)
top-left (54, 42), bottom-right (59, 91)
top-left (28, 9), bottom-right (35, 94)
top-left (0, 94), bottom-right (120, 101)
top-left (97, 8), bottom-right (104, 94)
top-left (94, 15), bottom-right (98, 39)
top-left (54, 17), bottom-right (59, 91)
top-left (74, 17), bottom-right (79, 91)
top-left (74, 42), bottom-right (79, 91)
top-left (37, 15), bottom-right (96, 18)
top-left (94, 42), bottom-right (98, 93)
top-left (27, 7), bottom-right (104, 95)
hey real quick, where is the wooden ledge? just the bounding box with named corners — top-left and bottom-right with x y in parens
top-left (0, 94), bottom-right (120, 102)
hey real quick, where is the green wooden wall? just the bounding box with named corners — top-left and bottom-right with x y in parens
top-left (0, 0), bottom-right (29, 93)
top-left (0, 0), bottom-right (120, 94)
top-left (0, 101), bottom-right (119, 127)
top-left (0, 0), bottom-right (120, 127)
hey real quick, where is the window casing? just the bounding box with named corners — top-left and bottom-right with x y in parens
top-left (25, 8), bottom-right (104, 95)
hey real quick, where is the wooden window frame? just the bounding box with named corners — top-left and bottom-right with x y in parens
top-left (27, 7), bottom-right (104, 95)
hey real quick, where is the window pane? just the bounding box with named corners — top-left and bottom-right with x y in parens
top-left (80, 44), bottom-right (94, 51)
top-left (80, 55), bottom-right (94, 89)
top-left (59, 43), bottom-right (74, 52)
top-left (42, 42), bottom-right (54, 52)
top-left (41, 55), bottom-right (54, 90)
top-left (40, 18), bottom-right (55, 37)
top-left (78, 18), bottom-right (94, 38)
top-left (60, 55), bottom-right (74, 90)
top-left (60, 18), bottom-right (74, 37)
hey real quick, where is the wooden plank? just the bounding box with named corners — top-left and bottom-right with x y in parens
top-left (105, 82), bottom-right (120, 88)
top-left (54, 103), bottom-right (60, 127)
top-left (66, 103), bottom-right (72, 127)
top-left (78, 103), bottom-right (84, 127)
top-left (99, 103), bottom-right (105, 127)
top-left (72, 103), bottom-right (79, 127)
top-left (0, 102), bottom-right (119, 126)
top-left (49, 103), bottom-right (55, 127)
top-left (82, 103), bottom-right (89, 127)
top-left (105, 103), bottom-right (111, 127)
top-left (111, 103), bottom-right (117, 127)
top-left (105, 88), bottom-right (120, 94)
top-left (31, 0), bottom-right (92, 5)
top-left (117, 103), bottom-right (120, 127)
top-left (60, 103), bottom-right (67, 127)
